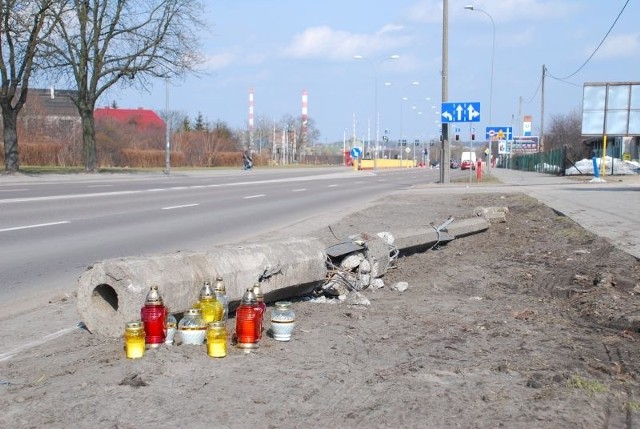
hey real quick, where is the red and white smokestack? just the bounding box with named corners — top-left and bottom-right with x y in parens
top-left (301, 89), bottom-right (308, 125)
top-left (249, 87), bottom-right (254, 131)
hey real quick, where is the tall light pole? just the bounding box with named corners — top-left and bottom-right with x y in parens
top-left (441, 0), bottom-right (450, 184)
top-left (396, 81), bottom-right (419, 163)
top-left (354, 54), bottom-right (400, 168)
top-left (465, 4), bottom-right (495, 169)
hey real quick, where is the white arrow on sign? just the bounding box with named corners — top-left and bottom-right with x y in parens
top-left (442, 111), bottom-right (452, 121)
top-left (455, 105), bottom-right (463, 121)
top-left (467, 105), bottom-right (479, 120)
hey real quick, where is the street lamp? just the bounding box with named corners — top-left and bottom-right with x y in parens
top-left (465, 4), bottom-right (495, 169)
top-left (354, 54), bottom-right (400, 167)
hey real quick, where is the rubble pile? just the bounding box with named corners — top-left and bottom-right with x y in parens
top-left (320, 231), bottom-right (398, 299)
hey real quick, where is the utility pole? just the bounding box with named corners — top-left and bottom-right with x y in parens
top-left (540, 64), bottom-right (546, 153)
top-left (440, 0), bottom-right (450, 183)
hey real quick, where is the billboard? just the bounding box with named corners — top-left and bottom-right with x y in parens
top-left (510, 136), bottom-right (539, 154)
top-left (582, 82), bottom-right (640, 136)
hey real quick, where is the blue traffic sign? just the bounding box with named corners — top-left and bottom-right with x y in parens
top-left (485, 126), bottom-right (513, 141)
top-left (350, 147), bottom-right (362, 158)
top-left (441, 102), bottom-right (481, 123)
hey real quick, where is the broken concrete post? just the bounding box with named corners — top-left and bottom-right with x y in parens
top-left (393, 218), bottom-right (490, 254)
top-left (77, 238), bottom-right (327, 338)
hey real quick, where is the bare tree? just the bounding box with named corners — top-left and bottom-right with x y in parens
top-left (0, 0), bottom-right (58, 173)
top-left (44, 0), bottom-right (204, 172)
top-left (545, 108), bottom-right (586, 159)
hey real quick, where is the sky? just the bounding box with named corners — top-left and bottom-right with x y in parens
top-left (108, 0), bottom-right (640, 145)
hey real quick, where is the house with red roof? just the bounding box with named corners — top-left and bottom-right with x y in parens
top-left (94, 107), bottom-right (165, 130)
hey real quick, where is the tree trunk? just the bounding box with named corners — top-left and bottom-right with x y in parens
top-left (79, 107), bottom-right (97, 172)
top-left (2, 108), bottom-right (20, 173)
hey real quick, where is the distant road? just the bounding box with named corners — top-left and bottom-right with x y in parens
top-left (0, 167), bottom-right (442, 313)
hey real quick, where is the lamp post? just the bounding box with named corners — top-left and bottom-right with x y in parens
top-left (354, 54), bottom-right (400, 168)
top-left (465, 4), bottom-right (495, 170)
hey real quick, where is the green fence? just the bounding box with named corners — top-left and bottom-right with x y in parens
top-left (505, 147), bottom-right (566, 175)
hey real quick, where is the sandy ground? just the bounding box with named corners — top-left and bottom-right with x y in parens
top-left (1, 187), bottom-right (640, 429)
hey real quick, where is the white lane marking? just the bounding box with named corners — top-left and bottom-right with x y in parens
top-left (0, 188), bottom-right (29, 192)
top-left (87, 184), bottom-right (113, 188)
top-left (0, 325), bottom-right (79, 362)
top-left (244, 194), bottom-right (266, 199)
top-left (0, 190), bottom-right (140, 203)
top-left (162, 203), bottom-right (199, 210)
top-left (292, 188), bottom-right (307, 192)
top-left (0, 171), bottom-right (371, 204)
top-left (0, 221), bottom-right (70, 233)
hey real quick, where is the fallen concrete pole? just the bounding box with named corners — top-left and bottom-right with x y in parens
top-left (393, 217), bottom-right (490, 255)
top-left (77, 238), bottom-right (327, 338)
top-left (77, 216), bottom-right (492, 338)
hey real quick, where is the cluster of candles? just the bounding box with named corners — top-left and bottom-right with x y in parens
top-left (124, 278), bottom-right (295, 359)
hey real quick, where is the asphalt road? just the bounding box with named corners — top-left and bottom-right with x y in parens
top-left (0, 167), bottom-right (446, 312)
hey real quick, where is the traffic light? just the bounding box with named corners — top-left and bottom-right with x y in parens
top-left (471, 133), bottom-right (475, 140)
top-left (455, 134), bottom-right (459, 141)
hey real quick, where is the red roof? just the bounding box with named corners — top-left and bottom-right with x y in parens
top-left (94, 107), bottom-right (165, 129)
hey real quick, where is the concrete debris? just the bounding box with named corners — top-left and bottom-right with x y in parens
top-left (359, 259), bottom-right (371, 274)
top-left (341, 253), bottom-right (365, 270)
top-left (357, 274), bottom-right (371, 289)
top-left (390, 281), bottom-right (409, 292)
top-left (323, 232), bottom-right (394, 297)
top-left (474, 206), bottom-right (509, 223)
top-left (346, 291), bottom-right (371, 307)
top-left (371, 278), bottom-right (385, 289)
top-left (595, 272), bottom-right (615, 288)
top-left (303, 295), bottom-right (339, 304)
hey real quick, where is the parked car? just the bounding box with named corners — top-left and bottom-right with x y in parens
top-left (450, 159), bottom-right (459, 169)
top-left (460, 159), bottom-right (476, 170)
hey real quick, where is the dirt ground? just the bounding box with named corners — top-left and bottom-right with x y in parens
top-left (2, 187), bottom-right (640, 429)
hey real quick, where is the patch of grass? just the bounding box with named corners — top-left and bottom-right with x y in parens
top-left (554, 217), bottom-right (597, 242)
top-left (451, 172), bottom-right (501, 184)
top-left (625, 401), bottom-right (640, 412)
top-left (567, 375), bottom-right (607, 396)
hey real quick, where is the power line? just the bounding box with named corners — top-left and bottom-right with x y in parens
top-left (523, 75), bottom-right (542, 104)
top-left (549, 0), bottom-right (630, 81)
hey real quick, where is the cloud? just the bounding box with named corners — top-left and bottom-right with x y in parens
top-left (282, 25), bottom-right (412, 61)
top-left (406, 0), bottom-right (579, 24)
top-left (594, 33), bottom-right (640, 59)
top-left (201, 52), bottom-right (236, 71)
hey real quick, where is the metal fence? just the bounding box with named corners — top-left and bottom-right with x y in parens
top-left (503, 146), bottom-right (566, 176)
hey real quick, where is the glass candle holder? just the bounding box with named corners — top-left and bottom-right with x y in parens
top-left (206, 321), bottom-right (227, 358)
top-left (270, 301), bottom-right (296, 341)
top-left (178, 308), bottom-right (206, 345)
top-left (124, 321), bottom-right (146, 359)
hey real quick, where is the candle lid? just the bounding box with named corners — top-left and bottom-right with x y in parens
top-left (251, 283), bottom-right (264, 299)
top-left (274, 301), bottom-right (292, 310)
top-left (214, 277), bottom-right (226, 293)
top-left (241, 289), bottom-right (257, 304)
top-left (145, 286), bottom-right (164, 305)
top-left (185, 308), bottom-right (202, 316)
top-left (126, 320), bottom-right (143, 330)
top-left (207, 321), bottom-right (225, 329)
top-left (199, 281), bottom-right (215, 299)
